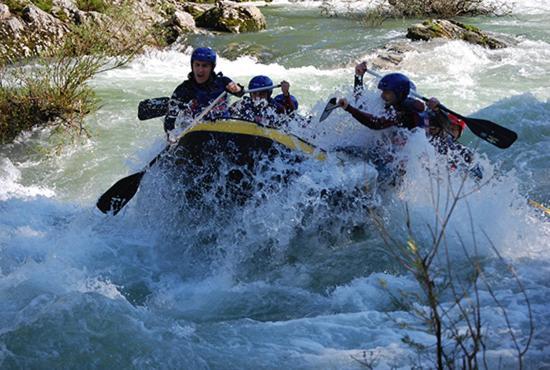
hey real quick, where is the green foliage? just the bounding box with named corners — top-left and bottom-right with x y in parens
top-left (424, 20), bottom-right (444, 33)
top-left (462, 23), bottom-right (481, 32)
top-left (5, 0), bottom-right (54, 14)
top-left (0, 70), bottom-right (96, 144)
top-left (52, 8), bottom-right (70, 22)
top-left (31, 0), bottom-right (53, 13)
top-left (160, 3), bottom-right (176, 16)
top-left (0, 2), bottom-right (146, 144)
top-left (76, 0), bottom-right (107, 13)
top-left (4, 0), bottom-right (28, 16)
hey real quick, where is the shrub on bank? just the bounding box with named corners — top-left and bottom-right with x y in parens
top-left (0, 3), bottom-right (145, 144)
top-left (76, 0), bottom-right (107, 13)
top-left (4, 0), bottom-right (54, 15)
top-left (0, 66), bottom-right (96, 143)
top-left (365, 167), bottom-right (533, 369)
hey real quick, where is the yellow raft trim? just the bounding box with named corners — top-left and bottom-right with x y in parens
top-left (528, 199), bottom-right (550, 216)
top-left (183, 120), bottom-right (327, 161)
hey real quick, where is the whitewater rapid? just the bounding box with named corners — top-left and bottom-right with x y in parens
top-left (1, 1), bottom-right (549, 368)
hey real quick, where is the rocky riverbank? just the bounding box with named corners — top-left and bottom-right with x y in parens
top-left (0, 0), bottom-right (267, 61)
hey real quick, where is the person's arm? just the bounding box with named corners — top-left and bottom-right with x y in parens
top-left (345, 105), bottom-right (396, 130)
top-left (219, 74), bottom-right (244, 97)
top-left (426, 97), bottom-right (459, 138)
top-left (274, 82), bottom-right (298, 114)
top-left (278, 81), bottom-right (297, 113)
top-left (275, 95), bottom-right (297, 113)
top-left (337, 98), bottom-right (395, 130)
top-left (354, 62), bottom-right (367, 97)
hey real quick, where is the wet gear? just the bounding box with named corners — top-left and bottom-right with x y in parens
top-left (274, 94), bottom-right (298, 112)
top-left (427, 109), bottom-right (467, 139)
top-left (449, 114), bottom-right (466, 134)
top-left (164, 72), bottom-right (234, 132)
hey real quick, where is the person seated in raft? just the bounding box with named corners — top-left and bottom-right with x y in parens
top-left (337, 62), bottom-right (425, 131)
top-left (334, 63), bottom-right (424, 185)
top-left (338, 61), bottom-right (481, 183)
top-left (229, 75), bottom-right (299, 128)
top-left (164, 47), bottom-right (244, 136)
top-left (426, 97), bottom-right (483, 180)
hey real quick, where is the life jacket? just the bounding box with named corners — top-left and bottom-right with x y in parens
top-left (448, 113), bottom-right (466, 137)
top-left (164, 72), bottom-right (233, 132)
top-left (229, 96), bottom-right (283, 127)
top-left (273, 94), bottom-right (299, 113)
top-left (381, 97), bottom-right (425, 148)
top-left (392, 98), bottom-right (425, 130)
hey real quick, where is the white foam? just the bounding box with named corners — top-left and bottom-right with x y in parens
top-left (511, 0), bottom-right (550, 14)
top-left (0, 158), bottom-right (55, 201)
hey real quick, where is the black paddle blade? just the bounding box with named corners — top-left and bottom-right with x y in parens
top-left (96, 171), bottom-right (146, 215)
top-left (319, 97), bottom-right (338, 122)
top-left (138, 97), bottom-right (170, 121)
top-left (463, 117), bottom-right (518, 149)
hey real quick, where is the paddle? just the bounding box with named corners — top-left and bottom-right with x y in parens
top-left (96, 84), bottom-right (282, 215)
top-left (138, 97), bottom-right (170, 120)
top-left (365, 69), bottom-right (518, 149)
top-left (319, 97), bottom-right (338, 122)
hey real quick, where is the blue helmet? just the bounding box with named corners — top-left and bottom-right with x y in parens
top-left (248, 75), bottom-right (274, 97)
top-left (191, 47), bottom-right (217, 67)
top-left (378, 73), bottom-right (413, 102)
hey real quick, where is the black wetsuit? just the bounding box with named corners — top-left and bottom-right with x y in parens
top-left (164, 72), bottom-right (239, 132)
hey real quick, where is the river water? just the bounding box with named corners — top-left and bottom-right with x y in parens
top-left (1, 1), bottom-right (549, 368)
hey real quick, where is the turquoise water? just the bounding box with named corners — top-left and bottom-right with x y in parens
top-left (1, 2), bottom-right (549, 368)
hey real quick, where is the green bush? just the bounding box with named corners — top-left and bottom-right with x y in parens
top-left (5, 0), bottom-right (54, 14)
top-left (76, 0), bottom-right (107, 13)
top-left (4, 0), bottom-right (28, 16)
top-left (31, 0), bottom-right (53, 13)
top-left (0, 3), bottom-right (146, 144)
top-left (0, 73), bottom-right (96, 144)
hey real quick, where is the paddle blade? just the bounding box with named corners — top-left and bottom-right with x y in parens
top-left (463, 117), bottom-right (517, 149)
top-left (96, 171), bottom-right (145, 215)
top-left (138, 97), bottom-right (170, 121)
top-left (319, 98), bottom-right (338, 122)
